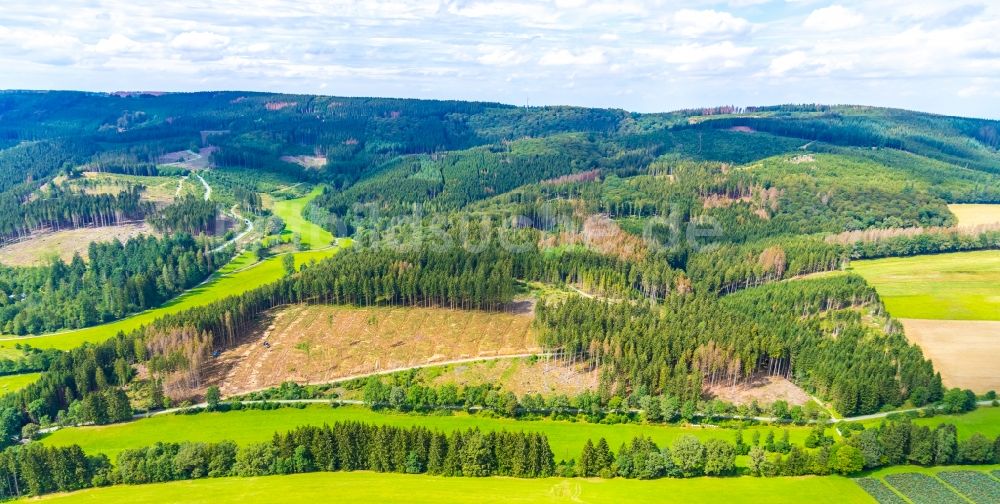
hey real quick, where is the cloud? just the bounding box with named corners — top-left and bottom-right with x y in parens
top-left (476, 45), bottom-right (530, 66)
top-left (767, 51), bottom-right (808, 76)
top-left (803, 5), bottom-right (865, 31)
top-left (670, 9), bottom-right (753, 38)
top-left (92, 34), bottom-right (143, 55)
top-left (538, 48), bottom-right (607, 66)
top-left (170, 31), bottom-right (231, 51)
top-left (0, 0), bottom-right (997, 117)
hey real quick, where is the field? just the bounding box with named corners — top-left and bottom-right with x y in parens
top-left (0, 223), bottom-right (155, 266)
top-left (899, 319), bottom-right (1000, 391)
top-left (423, 357), bottom-right (597, 397)
top-left (270, 186), bottom-right (333, 248)
top-left (0, 372), bottom-right (40, 394)
top-left (0, 189), bottom-right (345, 350)
top-left (948, 203), bottom-right (1000, 228)
top-left (75, 172), bottom-right (196, 204)
top-left (851, 250), bottom-right (1000, 391)
top-left (214, 304), bottom-right (538, 396)
top-left (858, 466), bottom-right (1000, 504)
top-left (42, 404), bottom-right (817, 463)
top-left (850, 250), bottom-right (1000, 321)
top-left (861, 406), bottom-right (1000, 439)
top-left (25, 471), bottom-right (872, 504)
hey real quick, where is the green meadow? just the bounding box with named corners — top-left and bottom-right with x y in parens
top-left (0, 189), bottom-right (345, 351)
top-left (850, 250), bottom-right (1000, 320)
top-left (42, 404), bottom-right (815, 463)
top-left (271, 186), bottom-right (333, 248)
top-left (0, 372), bottom-right (40, 394)
top-left (24, 471), bottom-right (871, 504)
top-left (860, 405), bottom-right (1000, 439)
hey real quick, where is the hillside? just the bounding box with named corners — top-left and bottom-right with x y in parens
top-left (0, 93), bottom-right (998, 502)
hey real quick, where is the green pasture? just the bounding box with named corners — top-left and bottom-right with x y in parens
top-left (42, 404), bottom-right (814, 463)
top-left (270, 186), bottom-right (333, 248)
top-left (24, 470), bottom-right (871, 504)
top-left (0, 372), bottom-right (40, 394)
top-left (860, 405), bottom-right (1000, 439)
top-left (850, 250), bottom-right (1000, 320)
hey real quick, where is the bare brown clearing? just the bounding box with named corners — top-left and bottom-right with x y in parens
top-left (0, 223), bottom-right (156, 266)
top-left (705, 375), bottom-right (811, 406)
top-left (427, 358), bottom-right (598, 397)
top-left (900, 318), bottom-right (1000, 392)
top-left (209, 304), bottom-right (539, 396)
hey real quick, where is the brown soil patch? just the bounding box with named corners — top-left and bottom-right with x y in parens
top-left (266, 101), bottom-right (297, 111)
top-left (789, 154), bottom-right (815, 164)
top-left (541, 169), bottom-right (601, 185)
top-left (540, 214), bottom-right (648, 262)
top-left (728, 126), bottom-right (755, 133)
top-left (0, 223), bottom-right (156, 266)
top-left (210, 304), bottom-right (539, 396)
top-left (280, 155), bottom-right (327, 169)
top-left (706, 375), bottom-right (811, 406)
top-left (428, 358), bottom-right (598, 397)
top-left (901, 318), bottom-right (1000, 392)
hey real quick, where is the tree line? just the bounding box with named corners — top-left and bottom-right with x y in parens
top-left (0, 185), bottom-right (152, 245)
top-left (0, 422), bottom-right (555, 499)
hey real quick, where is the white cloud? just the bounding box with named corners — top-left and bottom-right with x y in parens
top-left (803, 5), bottom-right (865, 31)
top-left (92, 34), bottom-right (143, 55)
top-left (170, 31), bottom-right (231, 51)
top-left (637, 41), bottom-right (756, 67)
top-left (768, 50), bottom-right (808, 76)
top-left (670, 9), bottom-right (753, 38)
top-left (538, 48), bottom-right (607, 66)
top-left (476, 45), bottom-right (530, 66)
top-left (0, 0), bottom-right (997, 117)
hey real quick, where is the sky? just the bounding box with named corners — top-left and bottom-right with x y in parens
top-left (1, 0), bottom-right (999, 117)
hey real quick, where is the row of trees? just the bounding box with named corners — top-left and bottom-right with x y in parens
top-left (0, 422), bottom-right (555, 499)
top-left (0, 185), bottom-right (152, 245)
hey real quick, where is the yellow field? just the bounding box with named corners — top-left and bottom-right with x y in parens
top-left (900, 318), bottom-right (1000, 392)
top-left (948, 203), bottom-right (1000, 228)
top-left (0, 223), bottom-right (156, 266)
top-left (214, 304), bottom-right (538, 395)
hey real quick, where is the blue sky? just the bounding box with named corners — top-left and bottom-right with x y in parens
top-left (1, 1), bottom-right (999, 117)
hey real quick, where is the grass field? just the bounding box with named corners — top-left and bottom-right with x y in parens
top-left (217, 304), bottom-right (538, 395)
top-left (0, 188), bottom-right (345, 351)
top-left (850, 250), bottom-right (1000, 320)
top-left (271, 186), bottom-right (333, 248)
top-left (26, 471), bottom-right (872, 504)
top-left (42, 404), bottom-right (816, 463)
top-left (0, 372), bottom-right (40, 394)
top-left (861, 406), bottom-right (1000, 440)
top-left (948, 203), bottom-right (1000, 228)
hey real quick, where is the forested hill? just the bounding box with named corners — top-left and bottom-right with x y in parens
top-left (1, 91), bottom-right (998, 191)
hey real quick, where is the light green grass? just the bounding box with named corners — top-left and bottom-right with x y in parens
top-left (861, 405), bottom-right (1000, 439)
top-left (0, 372), bottom-right (40, 394)
top-left (271, 186), bottom-right (333, 248)
top-left (850, 250), bottom-right (1000, 320)
top-left (43, 405), bottom-right (814, 463)
top-left (863, 463), bottom-right (1000, 478)
top-left (25, 471), bottom-right (872, 504)
top-left (0, 187), bottom-right (345, 351)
